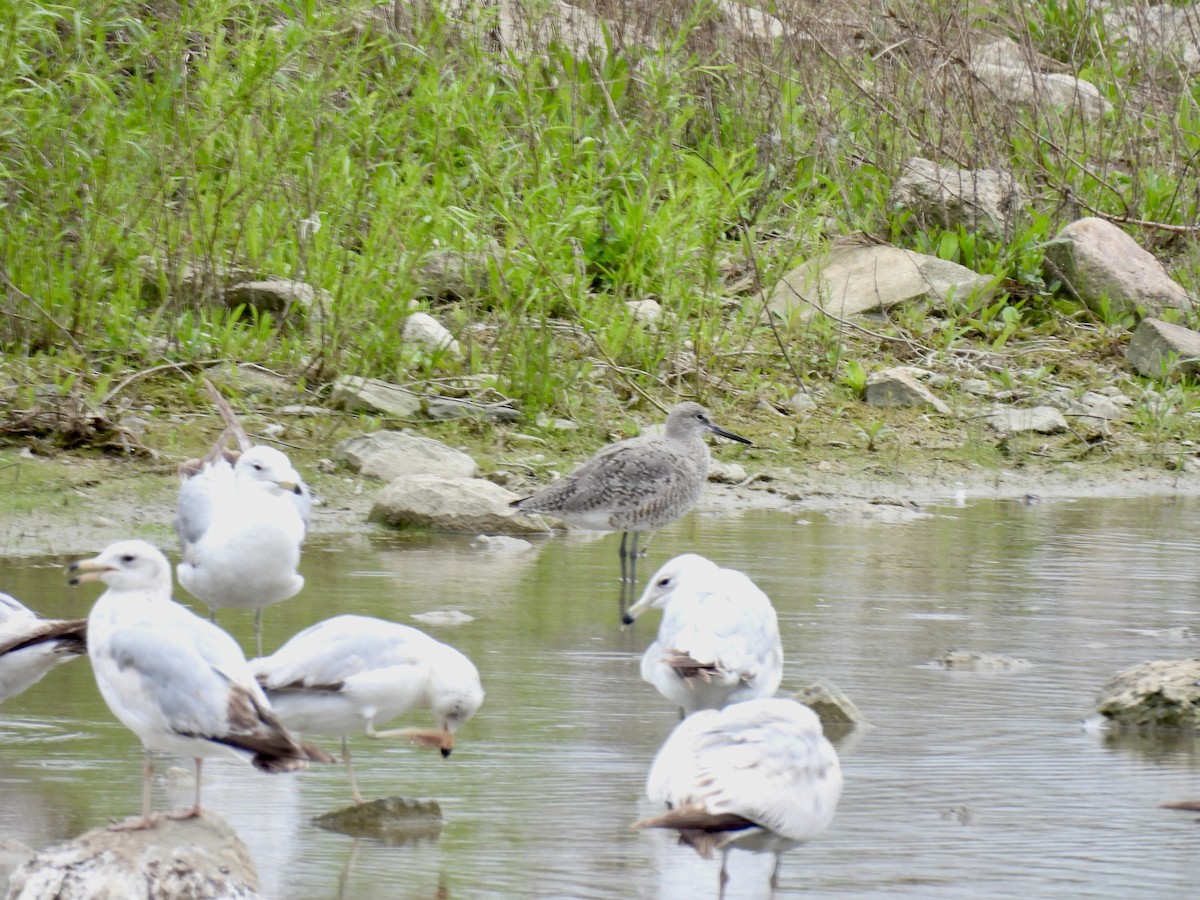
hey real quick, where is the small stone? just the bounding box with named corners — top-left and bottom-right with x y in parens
top-left (793, 679), bottom-right (869, 729)
top-left (961, 378), bottom-right (992, 396)
top-left (890, 156), bottom-right (1024, 239)
top-left (935, 650), bottom-right (1033, 672)
top-left (785, 392), bottom-right (817, 411)
top-left (625, 298), bottom-right (662, 324)
top-left (985, 406), bottom-right (1068, 434)
top-left (402, 312), bottom-right (462, 358)
top-left (223, 279), bottom-right (327, 319)
top-left (470, 534), bottom-right (534, 553)
top-left (410, 610), bottom-right (475, 625)
top-left (278, 405), bottom-right (329, 416)
top-left (337, 431), bottom-right (479, 481)
top-left (1127, 317), bottom-right (1200, 380)
top-left (330, 376), bottom-right (421, 418)
top-left (425, 398), bottom-right (521, 423)
top-left (865, 367), bottom-right (951, 414)
top-left (313, 796), bottom-right (443, 845)
top-left (369, 475), bottom-right (550, 534)
top-left (707, 461), bottom-right (748, 484)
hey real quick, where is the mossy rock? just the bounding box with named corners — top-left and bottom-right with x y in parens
top-left (313, 796), bottom-right (443, 845)
top-left (1095, 658), bottom-right (1200, 732)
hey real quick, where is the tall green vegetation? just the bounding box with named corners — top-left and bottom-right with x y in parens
top-left (2, 0), bottom-right (1200, 439)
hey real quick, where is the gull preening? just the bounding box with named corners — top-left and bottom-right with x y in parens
top-left (0, 592), bottom-right (87, 703)
top-left (509, 402), bottom-right (750, 614)
top-left (622, 554), bottom-right (783, 717)
top-left (174, 381), bottom-right (310, 655)
top-left (251, 614), bottom-right (484, 805)
top-left (69, 539), bottom-right (331, 830)
top-left (634, 698), bottom-right (842, 898)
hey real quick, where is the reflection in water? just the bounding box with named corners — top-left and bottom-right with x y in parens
top-left (0, 497), bottom-right (1199, 896)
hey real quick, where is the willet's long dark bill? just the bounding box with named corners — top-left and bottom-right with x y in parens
top-left (508, 402), bottom-right (751, 617)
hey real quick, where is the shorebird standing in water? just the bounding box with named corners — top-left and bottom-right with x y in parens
top-left (509, 402), bottom-right (750, 615)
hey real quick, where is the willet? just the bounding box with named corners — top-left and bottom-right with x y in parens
top-left (69, 540), bottom-right (331, 830)
top-left (174, 381), bottom-right (310, 655)
top-left (633, 698), bottom-right (842, 898)
top-left (509, 402), bottom-right (750, 614)
top-left (0, 592), bottom-right (87, 703)
top-left (251, 614), bottom-right (484, 806)
top-left (622, 554), bottom-right (782, 717)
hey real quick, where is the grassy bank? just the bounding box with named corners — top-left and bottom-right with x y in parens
top-left (3, 0), bottom-right (1200, 467)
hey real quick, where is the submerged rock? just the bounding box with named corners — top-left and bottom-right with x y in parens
top-left (1095, 658), bottom-right (1200, 731)
top-left (313, 796), bottom-right (443, 845)
top-left (6, 812), bottom-right (260, 900)
top-left (935, 650), bottom-right (1033, 672)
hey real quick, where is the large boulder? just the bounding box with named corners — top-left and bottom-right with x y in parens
top-left (768, 242), bottom-right (995, 322)
top-left (6, 812), bottom-right (261, 900)
top-left (369, 475), bottom-right (550, 534)
top-left (337, 431), bottom-right (479, 481)
top-left (890, 157), bottom-right (1024, 239)
top-left (1126, 317), bottom-right (1200, 380)
top-left (1095, 658), bottom-right (1200, 731)
top-left (1043, 217), bottom-right (1193, 319)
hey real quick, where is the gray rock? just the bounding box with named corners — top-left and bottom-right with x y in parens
top-left (223, 279), bottom-right (327, 319)
top-left (424, 397), bottom-right (522, 423)
top-left (1105, 5), bottom-right (1200, 71)
top-left (768, 242), bottom-right (995, 322)
top-left (971, 39), bottom-right (1112, 119)
top-left (985, 405), bottom-right (1068, 434)
top-left (793, 679), bottom-right (869, 729)
top-left (337, 431), bottom-right (479, 481)
top-left (1126, 318), bottom-right (1200, 380)
top-left (330, 376), bottom-right (422, 418)
top-left (891, 157), bottom-right (1024, 239)
top-left (312, 796), bottom-right (443, 845)
top-left (7, 812), bottom-right (260, 900)
top-left (1095, 658), bottom-right (1200, 731)
top-left (626, 298), bottom-right (662, 324)
top-left (411, 246), bottom-right (497, 301)
top-left (369, 475), bottom-right (551, 534)
top-left (865, 367), bottom-right (951, 414)
top-left (961, 378), bottom-right (992, 396)
top-left (401, 312), bottom-right (462, 358)
top-left (137, 255), bottom-right (260, 306)
top-left (1066, 391), bottom-right (1128, 427)
top-left (1043, 218), bottom-right (1193, 318)
top-left (707, 461), bottom-right (748, 484)
top-left (935, 650), bottom-right (1033, 672)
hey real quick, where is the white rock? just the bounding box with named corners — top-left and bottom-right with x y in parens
top-left (769, 243), bottom-right (995, 321)
top-left (891, 157), bottom-right (1024, 239)
top-left (337, 431), bottom-right (479, 481)
top-left (402, 312), bottom-right (462, 358)
top-left (470, 534), bottom-right (534, 553)
top-left (707, 461), bottom-right (748, 484)
top-left (985, 406), bottom-right (1069, 434)
top-left (865, 367), bottom-right (951, 414)
top-left (626, 298), bottom-right (662, 324)
top-left (369, 475), bottom-right (551, 534)
top-left (1044, 218), bottom-right (1193, 318)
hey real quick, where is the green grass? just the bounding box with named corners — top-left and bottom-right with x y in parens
top-left (5, 0), bottom-right (1200, 457)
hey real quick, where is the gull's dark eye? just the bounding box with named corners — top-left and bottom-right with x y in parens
top-left (120, 554), bottom-right (135, 563)
top-left (252, 463), bottom-right (264, 471)
top-left (658, 577), bottom-right (671, 587)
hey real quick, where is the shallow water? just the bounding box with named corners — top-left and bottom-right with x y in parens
top-left (2, 495), bottom-right (1200, 898)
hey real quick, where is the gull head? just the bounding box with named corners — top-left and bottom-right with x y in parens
top-left (622, 553), bottom-right (722, 625)
top-left (234, 446), bottom-right (304, 497)
top-left (427, 650), bottom-right (485, 758)
top-left (68, 539), bottom-right (173, 595)
top-left (664, 402), bottom-right (751, 446)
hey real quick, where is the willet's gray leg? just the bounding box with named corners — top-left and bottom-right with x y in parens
top-left (618, 531), bottom-right (631, 613)
top-left (719, 848), bottom-right (732, 900)
top-left (769, 852), bottom-right (782, 895)
top-left (254, 608), bottom-right (264, 657)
